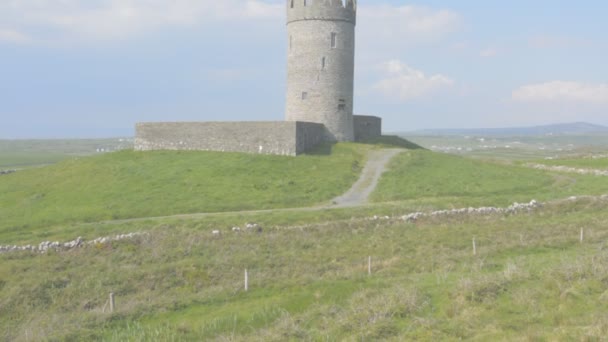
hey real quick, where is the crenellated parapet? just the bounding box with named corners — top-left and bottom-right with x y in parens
top-left (287, 0), bottom-right (357, 25)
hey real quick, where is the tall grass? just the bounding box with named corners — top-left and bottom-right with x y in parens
top-left (1, 199), bottom-right (608, 340)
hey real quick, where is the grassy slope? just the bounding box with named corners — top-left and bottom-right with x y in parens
top-left (0, 144), bottom-right (365, 242)
top-left (372, 150), bottom-right (608, 207)
top-left (1, 200), bottom-right (607, 341)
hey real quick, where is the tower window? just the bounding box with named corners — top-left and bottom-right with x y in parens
top-left (302, 92), bottom-right (308, 100)
top-left (338, 104), bottom-right (346, 110)
top-left (291, 0), bottom-right (294, 8)
top-left (331, 32), bottom-right (337, 48)
top-left (321, 57), bottom-right (326, 69)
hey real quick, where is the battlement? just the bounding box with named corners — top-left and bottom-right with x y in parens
top-left (287, 0), bottom-right (356, 25)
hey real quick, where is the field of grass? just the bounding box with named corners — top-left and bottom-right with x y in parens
top-left (2, 138), bottom-right (608, 340)
top-left (0, 143), bottom-right (366, 242)
top-left (2, 199), bottom-right (608, 341)
top-left (372, 150), bottom-right (608, 207)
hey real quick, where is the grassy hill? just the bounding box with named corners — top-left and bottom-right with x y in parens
top-left (2, 141), bottom-right (608, 340)
top-left (0, 144), bottom-right (366, 243)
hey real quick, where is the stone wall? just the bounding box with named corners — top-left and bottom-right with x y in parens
top-left (135, 121), bottom-right (325, 156)
top-left (353, 115), bottom-right (382, 142)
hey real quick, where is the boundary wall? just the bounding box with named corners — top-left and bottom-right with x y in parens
top-left (135, 121), bottom-right (325, 156)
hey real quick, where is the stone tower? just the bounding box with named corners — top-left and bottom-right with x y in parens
top-left (285, 0), bottom-right (357, 142)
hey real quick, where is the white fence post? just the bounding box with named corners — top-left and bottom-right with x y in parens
top-left (244, 269), bottom-right (249, 292)
top-left (473, 238), bottom-right (477, 256)
top-left (368, 256), bottom-right (372, 276)
top-left (109, 292), bottom-right (115, 313)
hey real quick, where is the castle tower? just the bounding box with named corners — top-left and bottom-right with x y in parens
top-left (285, 0), bottom-right (357, 142)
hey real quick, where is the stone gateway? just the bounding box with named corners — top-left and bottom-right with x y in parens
top-left (135, 0), bottom-right (381, 156)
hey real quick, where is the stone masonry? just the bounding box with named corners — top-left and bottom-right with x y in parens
top-left (134, 1), bottom-right (382, 156)
top-left (135, 122), bottom-right (325, 156)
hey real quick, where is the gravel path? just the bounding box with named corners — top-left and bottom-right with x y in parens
top-left (330, 149), bottom-right (403, 207)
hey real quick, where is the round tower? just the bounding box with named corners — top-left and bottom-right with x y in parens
top-left (285, 0), bottom-right (357, 142)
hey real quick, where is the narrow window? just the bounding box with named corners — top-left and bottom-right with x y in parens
top-left (338, 104), bottom-right (346, 110)
top-left (321, 57), bottom-right (326, 69)
top-left (291, 0), bottom-right (294, 8)
top-left (331, 32), bottom-right (337, 48)
top-left (302, 92), bottom-right (308, 100)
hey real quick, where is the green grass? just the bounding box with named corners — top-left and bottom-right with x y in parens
top-left (372, 150), bottom-right (608, 207)
top-left (2, 199), bottom-right (608, 341)
top-left (3, 140), bottom-right (608, 340)
top-left (0, 143), bottom-right (367, 241)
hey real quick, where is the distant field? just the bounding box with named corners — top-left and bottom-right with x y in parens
top-left (0, 138), bottom-right (132, 169)
top-left (533, 156), bottom-right (608, 170)
top-left (0, 143), bottom-right (365, 241)
top-left (372, 150), bottom-right (608, 207)
top-left (402, 133), bottom-right (608, 160)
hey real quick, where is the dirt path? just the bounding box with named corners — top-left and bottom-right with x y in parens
top-left (330, 149), bottom-right (403, 207)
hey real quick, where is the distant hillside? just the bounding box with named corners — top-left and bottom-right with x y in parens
top-left (408, 122), bottom-right (608, 136)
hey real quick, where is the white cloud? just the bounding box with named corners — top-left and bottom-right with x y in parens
top-left (372, 60), bottom-right (454, 101)
top-left (0, 0), bottom-right (282, 43)
top-left (512, 81), bottom-right (608, 104)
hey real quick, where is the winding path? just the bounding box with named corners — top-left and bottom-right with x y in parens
top-left (330, 149), bottom-right (403, 207)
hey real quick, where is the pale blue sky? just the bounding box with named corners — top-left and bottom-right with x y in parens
top-left (0, 0), bottom-right (606, 138)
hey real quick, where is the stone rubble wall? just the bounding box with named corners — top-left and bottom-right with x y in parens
top-left (0, 233), bottom-right (145, 254)
top-left (4, 196), bottom-right (608, 255)
top-left (135, 121), bottom-right (325, 156)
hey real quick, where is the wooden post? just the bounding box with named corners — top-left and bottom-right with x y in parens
top-left (368, 256), bottom-right (372, 276)
top-left (109, 292), bottom-right (115, 313)
top-left (473, 238), bottom-right (477, 256)
top-left (580, 228), bottom-right (584, 243)
top-left (244, 269), bottom-right (249, 292)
